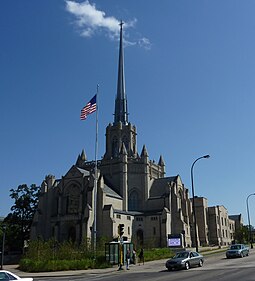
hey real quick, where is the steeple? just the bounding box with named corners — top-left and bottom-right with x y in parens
top-left (141, 145), bottom-right (148, 157)
top-left (158, 155), bottom-right (165, 166)
top-left (76, 149), bottom-right (87, 167)
top-left (114, 21), bottom-right (128, 125)
top-left (80, 149), bottom-right (87, 161)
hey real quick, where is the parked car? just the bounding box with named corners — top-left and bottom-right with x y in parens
top-left (165, 250), bottom-right (204, 270)
top-left (226, 244), bottom-right (249, 258)
top-left (0, 270), bottom-right (33, 281)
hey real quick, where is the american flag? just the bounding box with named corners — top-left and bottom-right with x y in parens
top-left (80, 95), bottom-right (97, 120)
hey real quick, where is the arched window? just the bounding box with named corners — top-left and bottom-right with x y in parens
top-left (122, 135), bottom-right (129, 152)
top-left (65, 184), bottom-right (80, 214)
top-left (112, 137), bottom-right (118, 158)
top-left (178, 190), bottom-right (182, 209)
top-left (132, 135), bottom-right (136, 154)
top-left (129, 190), bottom-right (140, 211)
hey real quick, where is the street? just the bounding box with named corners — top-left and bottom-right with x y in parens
top-left (33, 249), bottom-right (255, 281)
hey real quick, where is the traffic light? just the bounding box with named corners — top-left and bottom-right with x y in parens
top-left (118, 223), bottom-right (124, 237)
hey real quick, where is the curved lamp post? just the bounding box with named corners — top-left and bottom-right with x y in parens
top-left (246, 193), bottom-right (255, 249)
top-left (191, 154), bottom-right (210, 252)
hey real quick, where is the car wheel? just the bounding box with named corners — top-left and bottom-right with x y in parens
top-left (167, 267), bottom-right (172, 271)
top-left (198, 259), bottom-right (203, 267)
top-left (185, 262), bottom-right (190, 270)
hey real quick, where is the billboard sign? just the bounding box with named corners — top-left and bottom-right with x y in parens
top-left (167, 234), bottom-right (183, 248)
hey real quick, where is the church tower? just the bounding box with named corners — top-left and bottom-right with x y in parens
top-left (103, 22), bottom-right (137, 160)
top-left (100, 22), bottom-right (137, 211)
top-left (100, 22), bottom-right (165, 212)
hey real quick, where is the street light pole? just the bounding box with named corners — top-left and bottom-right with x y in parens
top-left (1, 225), bottom-right (6, 270)
top-left (246, 193), bottom-right (255, 249)
top-left (191, 154), bottom-right (210, 253)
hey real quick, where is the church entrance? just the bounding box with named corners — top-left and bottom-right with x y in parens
top-left (136, 229), bottom-right (144, 247)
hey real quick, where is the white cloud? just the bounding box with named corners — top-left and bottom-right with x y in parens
top-left (65, 0), bottom-right (151, 49)
top-left (138, 37), bottom-right (151, 50)
top-left (65, 0), bottom-right (119, 37)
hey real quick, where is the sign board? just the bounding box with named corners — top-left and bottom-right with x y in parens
top-left (168, 237), bottom-right (181, 247)
top-left (167, 234), bottom-right (183, 248)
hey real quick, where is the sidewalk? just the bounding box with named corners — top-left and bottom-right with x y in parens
top-left (3, 263), bottom-right (118, 278)
top-left (3, 259), bottom-right (165, 278)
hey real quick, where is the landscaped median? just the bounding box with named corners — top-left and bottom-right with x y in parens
top-left (19, 239), bottom-right (110, 272)
top-left (199, 246), bottom-right (228, 255)
top-left (20, 247), bottom-right (174, 272)
top-left (19, 239), bottom-right (226, 273)
top-left (19, 257), bottom-right (109, 272)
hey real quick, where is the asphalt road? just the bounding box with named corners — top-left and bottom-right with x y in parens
top-left (34, 249), bottom-right (255, 281)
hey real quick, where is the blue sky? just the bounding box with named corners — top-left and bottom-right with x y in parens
top-left (1, 0), bottom-right (255, 225)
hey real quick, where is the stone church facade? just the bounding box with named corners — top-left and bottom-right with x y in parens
top-left (31, 24), bottom-right (240, 249)
top-left (31, 24), bottom-right (192, 248)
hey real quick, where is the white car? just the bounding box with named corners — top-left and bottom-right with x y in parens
top-left (0, 270), bottom-right (33, 281)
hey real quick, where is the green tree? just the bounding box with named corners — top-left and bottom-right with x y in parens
top-left (234, 225), bottom-right (249, 244)
top-left (4, 184), bottom-right (40, 252)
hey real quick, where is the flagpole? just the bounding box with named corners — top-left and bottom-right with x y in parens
top-left (93, 84), bottom-right (99, 259)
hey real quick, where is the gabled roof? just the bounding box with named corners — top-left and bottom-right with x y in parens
top-left (64, 165), bottom-right (90, 178)
top-left (76, 167), bottom-right (90, 176)
top-left (101, 175), bottom-right (121, 196)
top-left (150, 176), bottom-right (178, 197)
top-left (103, 184), bottom-right (122, 199)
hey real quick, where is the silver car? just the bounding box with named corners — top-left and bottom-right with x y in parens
top-left (165, 250), bottom-right (204, 270)
top-left (226, 244), bottom-right (249, 258)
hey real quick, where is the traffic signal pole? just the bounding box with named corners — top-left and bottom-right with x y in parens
top-left (118, 224), bottom-right (125, 271)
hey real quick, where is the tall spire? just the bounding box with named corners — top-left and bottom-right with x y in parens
top-left (114, 21), bottom-right (128, 125)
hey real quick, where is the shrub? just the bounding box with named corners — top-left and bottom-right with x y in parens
top-left (144, 248), bottom-right (174, 262)
top-left (19, 238), bottom-right (112, 272)
top-left (19, 257), bottom-right (108, 272)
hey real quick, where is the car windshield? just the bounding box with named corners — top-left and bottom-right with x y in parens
top-left (230, 245), bottom-right (241, 250)
top-left (0, 272), bottom-right (18, 281)
top-left (174, 252), bottom-right (189, 259)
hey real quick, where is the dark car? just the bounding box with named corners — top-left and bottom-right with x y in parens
top-left (165, 250), bottom-right (204, 270)
top-left (226, 244), bottom-right (249, 258)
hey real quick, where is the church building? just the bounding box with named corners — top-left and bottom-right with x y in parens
top-left (31, 23), bottom-right (194, 248)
